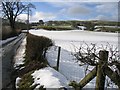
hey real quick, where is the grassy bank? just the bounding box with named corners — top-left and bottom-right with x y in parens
top-left (17, 34), bottom-right (53, 89)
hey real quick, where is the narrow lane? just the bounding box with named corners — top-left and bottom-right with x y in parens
top-left (1, 33), bottom-right (26, 89)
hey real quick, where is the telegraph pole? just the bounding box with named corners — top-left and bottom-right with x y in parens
top-left (26, 3), bottom-right (36, 33)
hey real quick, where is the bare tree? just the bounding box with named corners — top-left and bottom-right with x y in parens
top-left (73, 42), bottom-right (120, 88)
top-left (67, 42), bottom-right (120, 89)
top-left (2, 1), bottom-right (35, 35)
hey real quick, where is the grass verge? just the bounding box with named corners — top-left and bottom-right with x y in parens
top-left (17, 33), bottom-right (53, 89)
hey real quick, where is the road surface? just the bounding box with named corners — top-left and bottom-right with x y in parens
top-left (0, 33), bottom-right (26, 89)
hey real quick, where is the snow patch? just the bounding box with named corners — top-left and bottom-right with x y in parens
top-left (46, 46), bottom-right (95, 84)
top-left (29, 29), bottom-right (118, 43)
top-left (31, 67), bottom-right (69, 88)
top-left (0, 36), bottom-right (17, 46)
top-left (29, 29), bottom-right (118, 88)
top-left (29, 29), bottom-right (118, 52)
top-left (16, 77), bottom-right (21, 88)
top-left (14, 38), bottom-right (26, 69)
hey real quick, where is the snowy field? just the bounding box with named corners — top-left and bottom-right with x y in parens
top-left (15, 29), bottom-right (118, 88)
top-left (30, 29), bottom-right (118, 52)
top-left (29, 29), bottom-right (119, 88)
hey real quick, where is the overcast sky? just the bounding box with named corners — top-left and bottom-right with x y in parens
top-left (17, 1), bottom-right (119, 22)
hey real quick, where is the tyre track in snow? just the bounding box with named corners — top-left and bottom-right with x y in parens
top-left (0, 33), bottom-right (26, 89)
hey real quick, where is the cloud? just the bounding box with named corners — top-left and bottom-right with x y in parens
top-left (17, 2), bottom-right (118, 22)
top-left (92, 14), bottom-right (118, 21)
top-left (95, 15), bottom-right (110, 20)
top-left (41, 0), bottom-right (119, 2)
top-left (47, 2), bottom-right (74, 7)
top-left (67, 5), bottom-right (91, 15)
top-left (48, 2), bottom-right (118, 21)
top-left (59, 5), bottom-right (91, 17)
top-left (30, 12), bottom-right (56, 22)
top-left (57, 2), bottom-right (118, 21)
top-left (17, 11), bottom-right (56, 22)
top-left (17, 14), bottom-right (28, 21)
top-left (94, 2), bottom-right (118, 21)
top-left (96, 2), bottom-right (118, 14)
top-left (84, 0), bottom-right (119, 2)
top-left (47, 2), bottom-right (83, 8)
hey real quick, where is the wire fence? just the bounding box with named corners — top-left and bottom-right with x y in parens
top-left (45, 42), bottom-right (120, 88)
top-left (46, 45), bottom-right (84, 82)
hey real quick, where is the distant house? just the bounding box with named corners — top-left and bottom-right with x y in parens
top-left (94, 28), bottom-right (101, 31)
top-left (94, 25), bottom-right (120, 32)
top-left (44, 22), bottom-right (47, 26)
top-left (77, 26), bottom-right (87, 30)
top-left (94, 25), bottom-right (120, 29)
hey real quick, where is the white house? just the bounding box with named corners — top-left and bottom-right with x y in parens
top-left (94, 25), bottom-right (120, 31)
top-left (77, 26), bottom-right (87, 30)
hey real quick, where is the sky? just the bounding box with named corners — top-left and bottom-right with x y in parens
top-left (17, 1), bottom-right (119, 22)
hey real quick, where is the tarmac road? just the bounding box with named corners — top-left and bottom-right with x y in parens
top-left (1, 33), bottom-right (26, 89)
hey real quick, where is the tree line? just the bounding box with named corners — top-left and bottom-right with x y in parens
top-left (2, 1), bottom-right (35, 35)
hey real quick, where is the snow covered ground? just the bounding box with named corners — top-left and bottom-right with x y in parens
top-left (14, 38), bottom-right (26, 88)
top-left (29, 29), bottom-right (118, 42)
top-left (14, 29), bottom-right (119, 89)
top-left (0, 36), bottom-right (17, 46)
top-left (14, 36), bottom-right (70, 89)
top-left (30, 29), bottom-right (118, 52)
top-left (14, 38), bottom-right (26, 69)
top-left (31, 67), bottom-right (69, 89)
top-left (1, 33), bottom-right (26, 89)
top-left (0, 33), bottom-right (24, 47)
top-left (29, 29), bottom-right (119, 88)
top-left (46, 46), bottom-right (96, 88)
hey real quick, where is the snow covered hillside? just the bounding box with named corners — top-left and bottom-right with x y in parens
top-left (15, 29), bottom-right (118, 88)
top-left (30, 29), bottom-right (118, 52)
top-left (29, 29), bottom-right (118, 88)
top-left (29, 29), bottom-right (118, 42)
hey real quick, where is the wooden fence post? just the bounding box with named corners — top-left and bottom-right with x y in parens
top-left (56, 47), bottom-right (61, 71)
top-left (95, 50), bottom-right (109, 90)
